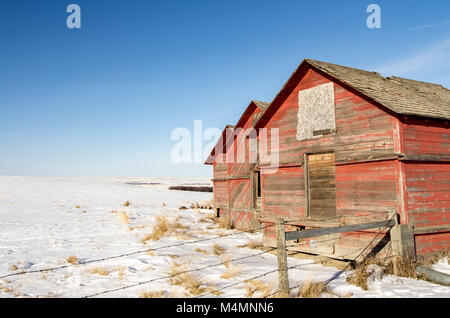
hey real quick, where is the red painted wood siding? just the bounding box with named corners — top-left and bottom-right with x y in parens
top-left (213, 154), bottom-right (229, 209)
top-left (336, 160), bottom-right (398, 223)
top-left (261, 166), bottom-right (306, 220)
top-left (261, 68), bottom-right (398, 224)
top-left (261, 68), bottom-right (397, 167)
top-left (404, 162), bottom-right (450, 226)
top-left (401, 117), bottom-right (450, 159)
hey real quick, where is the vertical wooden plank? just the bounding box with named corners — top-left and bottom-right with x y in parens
top-left (276, 219), bottom-right (290, 298)
top-left (304, 153), bottom-right (310, 218)
top-left (308, 153), bottom-right (337, 219)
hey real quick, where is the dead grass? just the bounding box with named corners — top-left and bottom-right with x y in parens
top-left (115, 266), bottom-right (127, 278)
top-left (123, 201), bottom-right (131, 207)
top-left (66, 255), bottom-right (78, 265)
top-left (89, 266), bottom-right (110, 276)
top-left (296, 280), bottom-right (327, 298)
top-left (194, 248), bottom-right (208, 254)
top-left (346, 257), bottom-right (384, 290)
top-left (189, 200), bottom-right (214, 210)
top-left (241, 239), bottom-right (264, 250)
top-left (0, 285), bottom-right (13, 294)
top-left (212, 244), bottom-right (225, 255)
top-left (142, 214), bottom-right (168, 243)
top-left (9, 264), bottom-right (19, 271)
top-left (244, 280), bottom-right (273, 298)
top-left (219, 254), bottom-right (241, 279)
top-left (385, 257), bottom-right (419, 279)
top-left (141, 214), bottom-right (190, 243)
top-left (220, 264), bottom-right (241, 279)
top-left (199, 213), bottom-right (216, 223)
top-left (168, 261), bottom-right (219, 296)
top-left (118, 211), bottom-right (130, 224)
top-left (214, 216), bottom-right (234, 230)
top-left (420, 248), bottom-right (450, 266)
top-left (140, 291), bottom-right (166, 298)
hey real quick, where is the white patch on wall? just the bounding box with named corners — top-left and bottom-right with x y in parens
top-left (297, 82), bottom-right (336, 141)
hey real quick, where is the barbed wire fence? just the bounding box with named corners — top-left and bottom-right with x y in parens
top-left (1, 212), bottom-right (399, 298)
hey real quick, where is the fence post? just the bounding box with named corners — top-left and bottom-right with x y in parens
top-left (388, 210), bottom-right (416, 276)
top-left (275, 218), bottom-right (290, 298)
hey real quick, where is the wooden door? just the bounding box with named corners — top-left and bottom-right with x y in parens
top-left (307, 153), bottom-right (337, 219)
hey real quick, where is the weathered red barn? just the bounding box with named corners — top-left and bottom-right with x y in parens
top-left (206, 59), bottom-right (450, 259)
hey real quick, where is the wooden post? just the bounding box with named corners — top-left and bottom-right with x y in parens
top-left (275, 218), bottom-right (290, 298)
top-left (389, 210), bottom-right (416, 276)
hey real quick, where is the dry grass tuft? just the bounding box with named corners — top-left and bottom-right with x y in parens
top-left (178, 206), bottom-right (189, 210)
top-left (219, 254), bottom-right (241, 279)
top-left (147, 250), bottom-right (155, 257)
top-left (123, 201), bottom-right (131, 207)
top-left (89, 266), bottom-right (110, 276)
top-left (346, 257), bottom-right (384, 290)
top-left (241, 239), bottom-right (264, 250)
top-left (217, 217), bottom-right (234, 230)
top-left (296, 280), bottom-right (327, 298)
top-left (168, 262), bottom-right (210, 296)
top-left (0, 285), bottom-right (13, 294)
top-left (346, 269), bottom-right (370, 290)
top-left (212, 244), bottom-right (226, 255)
top-left (142, 214), bottom-right (189, 243)
top-left (9, 264), bottom-right (19, 271)
top-left (66, 255), bottom-right (78, 265)
top-left (420, 248), bottom-right (450, 266)
top-left (220, 264), bottom-right (241, 280)
top-left (385, 257), bottom-right (418, 279)
top-left (194, 248), bottom-right (208, 254)
top-left (244, 280), bottom-right (273, 298)
top-left (118, 211), bottom-right (130, 225)
top-left (199, 213), bottom-right (216, 223)
top-left (140, 291), bottom-right (167, 298)
top-left (142, 214), bottom-right (168, 243)
top-left (189, 200), bottom-right (214, 210)
top-left (116, 266), bottom-right (127, 277)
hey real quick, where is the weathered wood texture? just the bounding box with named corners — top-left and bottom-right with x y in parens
top-left (336, 161), bottom-right (398, 223)
top-left (307, 153), bottom-right (337, 219)
top-left (263, 222), bottom-right (392, 260)
top-left (219, 104), bottom-right (266, 229)
top-left (403, 161), bottom-right (450, 255)
top-left (401, 117), bottom-right (450, 160)
top-left (261, 166), bottom-right (306, 220)
top-left (212, 63), bottom-right (450, 258)
top-left (260, 69), bottom-right (396, 167)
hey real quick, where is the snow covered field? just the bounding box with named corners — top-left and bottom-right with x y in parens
top-left (0, 176), bottom-right (449, 298)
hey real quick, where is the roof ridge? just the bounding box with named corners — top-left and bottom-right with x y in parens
top-left (386, 76), bottom-right (449, 91)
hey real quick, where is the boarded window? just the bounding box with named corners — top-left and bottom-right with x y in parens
top-left (297, 82), bottom-right (336, 141)
top-left (306, 153), bottom-right (337, 220)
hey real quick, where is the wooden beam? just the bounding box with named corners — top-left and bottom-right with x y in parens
top-left (285, 219), bottom-right (396, 241)
top-left (414, 224), bottom-right (450, 235)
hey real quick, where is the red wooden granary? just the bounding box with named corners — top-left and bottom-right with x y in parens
top-left (206, 59), bottom-right (450, 259)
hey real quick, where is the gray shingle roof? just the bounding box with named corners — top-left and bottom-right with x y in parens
top-left (306, 59), bottom-right (450, 120)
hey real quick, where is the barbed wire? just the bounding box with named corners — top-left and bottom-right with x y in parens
top-left (264, 214), bottom-right (395, 298)
top-left (0, 224), bottom-right (275, 281)
top-left (82, 247), bottom-right (277, 298)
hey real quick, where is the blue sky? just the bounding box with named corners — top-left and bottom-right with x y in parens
top-left (0, 0), bottom-right (449, 177)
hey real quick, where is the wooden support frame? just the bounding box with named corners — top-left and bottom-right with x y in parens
top-left (285, 219), bottom-right (397, 241)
